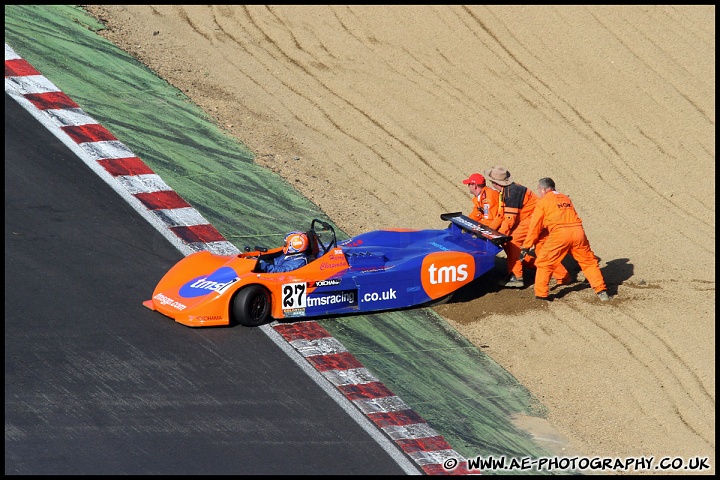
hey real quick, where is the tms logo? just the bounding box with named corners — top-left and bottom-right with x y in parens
top-left (179, 267), bottom-right (239, 298)
top-left (427, 263), bottom-right (468, 284)
top-left (421, 252), bottom-right (475, 299)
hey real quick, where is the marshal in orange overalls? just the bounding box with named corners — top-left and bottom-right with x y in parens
top-left (487, 183), bottom-right (568, 283)
top-left (469, 185), bottom-right (500, 226)
top-left (522, 189), bottom-right (607, 298)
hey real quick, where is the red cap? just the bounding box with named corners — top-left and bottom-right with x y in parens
top-left (462, 173), bottom-right (485, 185)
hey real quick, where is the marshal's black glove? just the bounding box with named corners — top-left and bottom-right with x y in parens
top-left (520, 247), bottom-right (535, 260)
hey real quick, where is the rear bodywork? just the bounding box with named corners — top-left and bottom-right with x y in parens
top-left (143, 213), bottom-right (510, 327)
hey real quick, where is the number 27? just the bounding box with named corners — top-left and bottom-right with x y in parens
top-left (282, 283), bottom-right (306, 309)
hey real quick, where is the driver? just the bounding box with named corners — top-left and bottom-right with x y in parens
top-left (257, 231), bottom-right (310, 273)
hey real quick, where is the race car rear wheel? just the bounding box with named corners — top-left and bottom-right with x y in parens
top-left (232, 285), bottom-right (271, 327)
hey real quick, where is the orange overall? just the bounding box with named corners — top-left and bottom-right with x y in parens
top-left (487, 183), bottom-right (537, 280)
top-left (524, 230), bottom-right (570, 284)
top-left (469, 186), bottom-right (500, 226)
top-left (522, 190), bottom-right (607, 298)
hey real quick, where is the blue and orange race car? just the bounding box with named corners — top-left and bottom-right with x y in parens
top-left (143, 212), bottom-right (510, 327)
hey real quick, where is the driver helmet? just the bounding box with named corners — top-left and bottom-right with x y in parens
top-left (283, 231), bottom-right (309, 255)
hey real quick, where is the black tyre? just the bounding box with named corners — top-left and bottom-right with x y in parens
top-left (232, 285), bottom-right (271, 327)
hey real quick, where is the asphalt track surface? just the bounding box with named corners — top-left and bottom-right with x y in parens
top-left (4, 93), bottom-right (416, 475)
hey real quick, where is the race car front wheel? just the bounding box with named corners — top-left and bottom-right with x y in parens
top-left (232, 285), bottom-right (271, 327)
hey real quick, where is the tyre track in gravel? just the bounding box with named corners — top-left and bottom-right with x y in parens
top-left (206, 5), bottom-right (456, 212)
top-left (465, 5), bottom-right (711, 232)
top-left (559, 293), bottom-right (714, 449)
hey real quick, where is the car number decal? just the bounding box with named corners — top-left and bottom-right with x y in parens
top-left (282, 282), bottom-right (307, 310)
